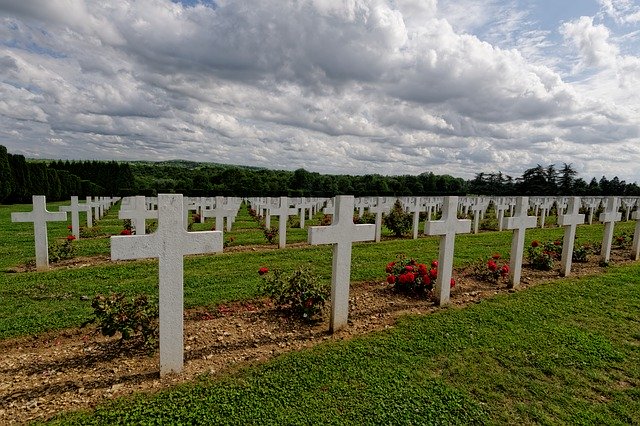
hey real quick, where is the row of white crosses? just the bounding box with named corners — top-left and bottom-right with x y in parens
top-left (12, 193), bottom-right (640, 377)
top-left (11, 195), bottom-right (118, 270)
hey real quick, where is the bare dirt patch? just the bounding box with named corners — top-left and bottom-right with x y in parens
top-left (1, 249), bottom-right (636, 424)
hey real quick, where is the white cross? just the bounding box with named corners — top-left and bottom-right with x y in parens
top-left (424, 196), bottom-right (471, 305)
top-left (85, 196), bottom-right (98, 227)
top-left (368, 197), bottom-right (390, 242)
top-left (470, 198), bottom-right (489, 234)
top-left (308, 196), bottom-right (375, 332)
top-left (405, 197), bottom-right (423, 239)
top-left (59, 196), bottom-right (91, 239)
top-left (268, 196), bottom-right (297, 248)
top-left (202, 196), bottom-right (235, 232)
top-left (502, 196), bottom-right (538, 287)
top-left (582, 198), bottom-right (601, 225)
top-left (557, 197), bottom-right (585, 276)
top-left (111, 194), bottom-right (223, 375)
top-left (631, 209), bottom-right (640, 261)
top-left (599, 197), bottom-right (622, 263)
top-left (11, 195), bottom-right (67, 271)
top-left (493, 199), bottom-right (510, 232)
top-left (118, 196), bottom-right (158, 235)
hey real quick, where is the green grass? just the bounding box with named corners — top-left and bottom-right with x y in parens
top-left (48, 262), bottom-right (640, 425)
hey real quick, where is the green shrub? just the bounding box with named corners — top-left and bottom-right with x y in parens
top-left (258, 266), bottom-right (329, 320)
top-left (383, 200), bottom-right (412, 237)
top-left (49, 236), bottom-right (76, 263)
top-left (84, 293), bottom-right (159, 353)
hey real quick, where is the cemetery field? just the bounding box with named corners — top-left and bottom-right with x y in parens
top-left (0, 200), bottom-right (639, 423)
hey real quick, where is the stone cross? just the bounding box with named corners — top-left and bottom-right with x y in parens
top-left (631, 209), bottom-right (640, 261)
top-left (502, 196), bottom-right (538, 287)
top-left (405, 197), bottom-right (423, 239)
top-left (111, 194), bottom-right (223, 376)
top-left (557, 197), bottom-right (585, 276)
top-left (11, 195), bottom-right (67, 271)
top-left (470, 198), bottom-right (490, 234)
top-left (59, 196), bottom-right (91, 239)
top-left (369, 197), bottom-right (390, 242)
top-left (268, 196), bottom-right (297, 248)
top-left (203, 196), bottom-right (234, 232)
top-left (599, 197), bottom-right (622, 263)
top-left (85, 196), bottom-right (97, 227)
top-left (308, 195), bottom-right (375, 332)
top-left (424, 196), bottom-right (471, 305)
top-left (493, 198), bottom-right (510, 232)
top-left (119, 196), bottom-right (158, 236)
top-left (582, 198), bottom-right (601, 225)
top-left (538, 198), bottom-right (554, 228)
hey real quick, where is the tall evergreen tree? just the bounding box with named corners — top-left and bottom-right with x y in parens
top-left (0, 145), bottom-right (12, 201)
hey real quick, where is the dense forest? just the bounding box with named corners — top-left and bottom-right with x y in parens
top-left (1, 144), bottom-right (639, 203)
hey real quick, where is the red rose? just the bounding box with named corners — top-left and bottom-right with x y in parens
top-left (431, 260), bottom-right (438, 268)
top-left (500, 265), bottom-right (510, 277)
top-left (450, 278), bottom-right (456, 288)
top-left (386, 262), bottom-right (395, 273)
top-left (387, 275), bottom-right (396, 284)
top-left (429, 268), bottom-right (438, 279)
top-left (554, 240), bottom-right (561, 246)
top-left (531, 240), bottom-right (539, 247)
top-left (258, 267), bottom-right (269, 275)
top-left (67, 225), bottom-right (73, 230)
top-left (405, 272), bottom-right (415, 282)
top-left (418, 264), bottom-right (428, 276)
top-left (405, 265), bottom-right (414, 272)
top-left (120, 229), bottom-right (132, 235)
top-left (66, 235), bottom-right (76, 241)
top-left (487, 260), bottom-right (498, 271)
top-left (423, 276), bottom-right (431, 285)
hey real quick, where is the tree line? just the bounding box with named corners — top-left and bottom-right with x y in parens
top-left (1, 144), bottom-right (639, 203)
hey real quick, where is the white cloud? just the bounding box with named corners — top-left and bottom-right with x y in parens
top-left (0, 0), bottom-right (638, 183)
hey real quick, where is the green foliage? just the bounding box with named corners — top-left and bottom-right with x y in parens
top-left (262, 225), bottom-right (278, 244)
top-left (258, 266), bottom-right (329, 320)
top-left (48, 237), bottom-right (76, 263)
top-left (383, 200), bottom-right (413, 237)
top-left (385, 254), bottom-right (440, 296)
top-left (0, 145), bottom-right (12, 202)
top-left (572, 243), bottom-right (592, 263)
top-left (469, 253), bottom-right (510, 284)
top-left (613, 232), bottom-right (633, 248)
top-left (85, 293), bottom-right (159, 352)
top-left (353, 211), bottom-right (375, 224)
top-left (526, 239), bottom-right (562, 270)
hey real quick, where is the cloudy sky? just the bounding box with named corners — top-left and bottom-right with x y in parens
top-left (1, 0), bottom-right (639, 182)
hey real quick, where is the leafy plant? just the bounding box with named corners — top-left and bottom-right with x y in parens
top-left (48, 236), bottom-right (76, 263)
top-left (613, 232), bottom-right (632, 248)
top-left (470, 253), bottom-right (510, 284)
top-left (262, 225), bottom-right (279, 244)
top-left (145, 220), bottom-right (158, 234)
top-left (84, 293), bottom-right (159, 353)
top-left (353, 211), bottom-right (375, 224)
top-left (320, 214), bottom-right (332, 226)
top-left (385, 254), bottom-right (453, 297)
top-left (526, 239), bottom-right (562, 271)
top-left (383, 200), bottom-right (412, 237)
top-left (258, 266), bottom-right (329, 320)
top-left (79, 226), bottom-right (101, 238)
top-left (572, 243), bottom-right (592, 263)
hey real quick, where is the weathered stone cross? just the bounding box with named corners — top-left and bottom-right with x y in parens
top-left (308, 196), bottom-right (375, 332)
top-left (11, 195), bottom-right (67, 271)
top-left (118, 196), bottom-right (158, 235)
top-left (424, 196), bottom-right (471, 305)
top-left (557, 196), bottom-right (585, 276)
top-left (502, 196), bottom-right (537, 287)
top-left (599, 197), bottom-right (622, 263)
top-left (59, 196), bottom-right (91, 239)
top-left (111, 194), bottom-right (223, 375)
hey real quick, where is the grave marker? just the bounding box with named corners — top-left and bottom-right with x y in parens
top-left (424, 196), bottom-right (471, 305)
top-left (308, 196), bottom-right (375, 332)
top-left (557, 197), bottom-right (585, 276)
top-left (111, 194), bottom-right (223, 375)
top-left (599, 197), bottom-right (622, 263)
top-left (11, 195), bottom-right (67, 271)
top-left (59, 196), bottom-right (90, 239)
top-left (119, 196), bottom-right (158, 235)
top-left (268, 196), bottom-right (296, 248)
top-left (502, 196), bottom-right (538, 287)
